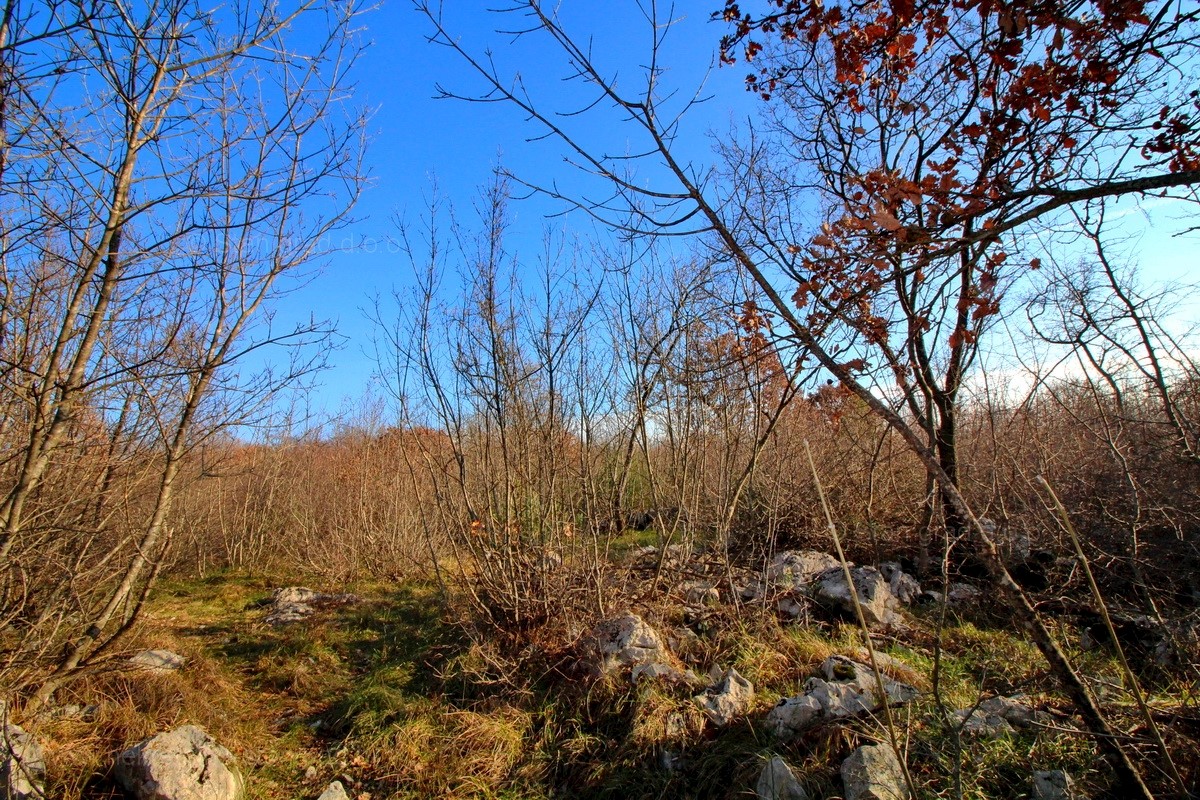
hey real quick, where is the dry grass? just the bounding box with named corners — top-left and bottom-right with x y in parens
top-left (17, 555), bottom-right (1200, 800)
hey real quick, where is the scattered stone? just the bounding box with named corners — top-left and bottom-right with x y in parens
top-left (777, 596), bottom-right (808, 620)
top-left (767, 658), bottom-right (917, 739)
top-left (274, 586), bottom-right (321, 606)
top-left (632, 662), bottom-right (698, 686)
top-left (947, 583), bottom-right (981, 604)
top-left (756, 756), bottom-right (808, 800)
top-left (740, 579), bottom-right (768, 602)
top-left (588, 614), bottom-right (667, 677)
top-left (769, 551), bottom-right (839, 589)
top-left (954, 695), bottom-right (1051, 737)
top-left (878, 563), bottom-right (922, 605)
top-left (628, 545), bottom-right (659, 565)
top-left (317, 780), bottom-right (349, 800)
top-left (694, 668), bottom-right (754, 727)
top-left (1, 722), bottom-right (46, 800)
top-left (116, 725), bottom-right (243, 800)
top-left (659, 749), bottom-right (686, 773)
top-left (1032, 769), bottom-right (1076, 800)
top-left (813, 567), bottom-right (903, 629)
top-left (664, 711), bottom-right (689, 739)
top-left (842, 743), bottom-right (910, 800)
top-left (47, 703), bottom-right (99, 722)
top-left (958, 708), bottom-right (1014, 737)
top-left (988, 518), bottom-right (1032, 563)
top-left (304, 765), bottom-right (318, 782)
top-left (265, 587), bottom-right (358, 626)
top-left (683, 581), bottom-right (719, 606)
top-left (130, 649), bottom-right (187, 672)
top-left (844, 649), bottom-right (913, 681)
top-left (920, 582), bottom-right (981, 606)
top-left (668, 627), bottom-right (700, 653)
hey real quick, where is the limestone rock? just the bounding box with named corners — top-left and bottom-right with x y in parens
top-left (130, 649), bottom-right (187, 672)
top-left (265, 587), bottom-right (358, 626)
top-left (273, 586), bottom-right (320, 606)
top-left (627, 545), bottom-right (659, 565)
top-left (844, 649), bottom-right (914, 682)
top-left (631, 662), bottom-right (697, 686)
top-left (919, 582), bottom-right (981, 606)
top-left (317, 780), bottom-right (350, 800)
top-left (1, 722), bottom-right (45, 800)
top-left (769, 551), bottom-right (839, 589)
top-left (842, 744), bottom-right (910, 800)
top-left (116, 725), bottom-right (243, 800)
top-left (813, 567), bottom-right (902, 629)
top-left (954, 695), bottom-right (1051, 737)
top-left (777, 596), bottom-right (807, 620)
top-left (694, 668), bottom-right (754, 727)
top-left (756, 756), bottom-right (808, 800)
top-left (878, 563), bottom-right (922, 605)
top-left (765, 694), bottom-right (823, 737)
top-left (947, 582), bottom-right (981, 604)
top-left (1032, 770), bottom-right (1076, 800)
top-left (42, 703), bottom-right (99, 722)
top-left (588, 614), bottom-right (667, 677)
top-left (767, 658), bottom-right (917, 739)
top-left (740, 579), bottom-right (768, 602)
top-left (683, 581), bottom-right (719, 606)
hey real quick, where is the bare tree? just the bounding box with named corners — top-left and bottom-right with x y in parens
top-left (412, 1), bottom-right (1200, 793)
top-left (1027, 209), bottom-right (1200, 615)
top-left (0, 0), bottom-right (367, 706)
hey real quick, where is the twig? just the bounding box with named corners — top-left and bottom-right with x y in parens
top-left (805, 440), bottom-right (919, 800)
top-left (1036, 474), bottom-right (1189, 799)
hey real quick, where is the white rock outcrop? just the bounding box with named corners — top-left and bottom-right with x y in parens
top-left (130, 649), bottom-right (187, 672)
top-left (115, 725), bottom-right (243, 800)
top-left (768, 551), bottom-right (840, 589)
top-left (842, 743), bottom-right (910, 800)
top-left (588, 614), bottom-right (667, 677)
top-left (1032, 769), bottom-right (1077, 800)
top-left (813, 567), bottom-right (903, 629)
top-left (953, 695), bottom-right (1051, 737)
top-left (265, 587), bottom-right (358, 626)
top-left (767, 657), bottom-right (917, 739)
top-left (694, 668), bottom-right (754, 727)
top-left (878, 563), bottom-right (922, 605)
top-left (756, 756), bottom-right (808, 800)
top-left (1, 722), bottom-right (45, 800)
top-left (317, 780), bottom-right (350, 800)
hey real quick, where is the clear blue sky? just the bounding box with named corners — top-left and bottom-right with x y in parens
top-left (270, 1), bottom-right (1199, 428)
top-left (268, 1), bottom-right (756, 425)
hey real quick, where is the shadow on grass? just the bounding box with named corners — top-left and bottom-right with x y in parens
top-left (173, 582), bottom-right (462, 739)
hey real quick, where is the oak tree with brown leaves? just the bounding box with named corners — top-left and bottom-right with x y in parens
top-left (418, 0), bottom-right (1198, 794)
top-left (717, 0), bottom-right (1200, 549)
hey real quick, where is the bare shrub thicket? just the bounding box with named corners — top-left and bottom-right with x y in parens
top-left (171, 421), bottom-right (443, 582)
top-left (409, 3), bottom-right (1200, 791)
top-left (352, 181), bottom-right (934, 628)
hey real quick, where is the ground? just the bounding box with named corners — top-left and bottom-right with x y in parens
top-left (28, 559), bottom-right (1198, 799)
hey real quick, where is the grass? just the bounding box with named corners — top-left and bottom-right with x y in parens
top-left (23, 564), bottom-right (1200, 799)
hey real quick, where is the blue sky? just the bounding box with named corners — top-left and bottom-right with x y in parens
top-left (269, 1), bottom-right (757, 423)
top-left (270, 1), bottom-right (1200, 427)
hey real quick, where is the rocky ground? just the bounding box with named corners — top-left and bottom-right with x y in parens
top-left (5, 542), bottom-right (1198, 799)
